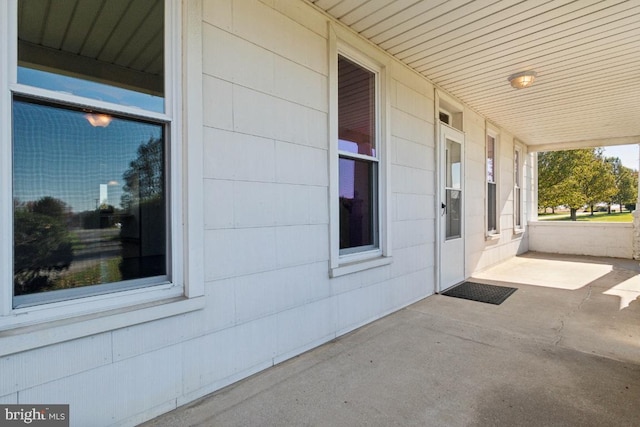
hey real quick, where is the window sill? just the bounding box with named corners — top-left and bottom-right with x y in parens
top-left (0, 295), bottom-right (204, 357)
top-left (330, 256), bottom-right (392, 278)
top-left (513, 228), bottom-right (525, 235)
top-left (485, 233), bottom-right (501, 241)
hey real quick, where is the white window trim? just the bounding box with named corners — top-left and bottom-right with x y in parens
top-left (328, 24), bottom-right (392, 278)
top-left (486, 126), bottom-right (500, 239)
top-left (0, 0), bottom-right (204, 355)
top-left (514, 141), bottom-right (525, 234)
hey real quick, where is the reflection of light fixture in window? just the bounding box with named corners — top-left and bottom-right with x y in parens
top-left (85, 113), bottom-right (112, 127)
top-left (508, 71), bottom-right (537, 89)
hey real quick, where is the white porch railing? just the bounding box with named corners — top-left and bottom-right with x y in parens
top-left (528, 221), bottom-right (633, 259)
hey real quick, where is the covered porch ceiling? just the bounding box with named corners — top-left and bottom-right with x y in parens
top-left (309, 0), bottom-right (640, 152)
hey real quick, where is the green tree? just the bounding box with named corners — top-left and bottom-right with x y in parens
top-left (607, 157), bottom-right (638, 212)
top-left (538, 148), bottom-right (617, 220)
top-left (582, 148), bottom-right (616, 215)
top-left (538, 151), bottom-right (568, 213)
top-left (622, 169), bottom-right (638, 210)
top-left (538, 150), bottom-right (588, 218)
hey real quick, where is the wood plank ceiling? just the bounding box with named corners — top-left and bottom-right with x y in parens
top-left (310, 0), bottom-right (640, 149)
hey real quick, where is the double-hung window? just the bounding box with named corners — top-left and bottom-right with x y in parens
top-left (514, 146), bottom-right (523, 230)
top-left (486, 132), bottom-right (498, 235)
top-left (329, 29), bottom-right (390, 276)
top-left (337, 55), bottom-right (379, 256)
top-left (2, 0), bottom-right (183, 314)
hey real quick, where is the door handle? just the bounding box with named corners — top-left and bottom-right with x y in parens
top-left (441, 202), bottom-right (447, 216)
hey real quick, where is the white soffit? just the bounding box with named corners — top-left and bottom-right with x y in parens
top-left (310, 0), bottom-right (640, 149)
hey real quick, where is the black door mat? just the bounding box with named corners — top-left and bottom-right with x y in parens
top-left (441, 281), bottom-right (517, 305)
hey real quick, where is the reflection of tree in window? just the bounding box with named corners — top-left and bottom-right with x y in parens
top-left (121, 137), bottom-right (165, 209)
top-left (12, 100), bottom-right (167, 297)
top-left (119, 137), bottom-right (166, 280)
top-left (12, 0), bottom-right (169, 305)
top-left (13, 197), bottom-right (74, 295)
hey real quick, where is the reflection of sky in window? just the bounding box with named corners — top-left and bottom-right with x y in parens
top-left (451, 163), bottom-right (461, 188)
top-left (339, 139), bottom-right (358, 154)
top-left (13, 100), bottom-right (162, 212)
top-left (446, 140), bottom-right (461, 189)
top-left (339, 140), bottom-right (357, 198)
top-left (18, 67), bottom-right (164, 113)
top-left (446, 154), bottom-right (461, 189)
top-left (339, 158), bottom-right (355, 199)
top-left (338, 137), bottom-right (376, 157)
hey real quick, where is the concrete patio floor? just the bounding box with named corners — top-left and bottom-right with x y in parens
top-left (142, 252), bottom-right (640, 426)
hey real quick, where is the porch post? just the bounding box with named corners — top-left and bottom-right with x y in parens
top-left (633, 144), bottom-right (640, 259)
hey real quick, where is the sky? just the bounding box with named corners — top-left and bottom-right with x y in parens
top-left (602, 144), bottom-right (639, 170)
top-left (18, 67), bottom-right (164, 113)
top-left (13, 67), bottom-right (164, 213)
top-left (13, 99), bottom-right (162, 213)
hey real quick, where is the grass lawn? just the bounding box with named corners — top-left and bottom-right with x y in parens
top-left (538, 211), bottom-right (633, 222)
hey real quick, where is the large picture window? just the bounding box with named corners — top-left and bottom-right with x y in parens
top-left (11, 0), bottom-right (169, 307)
top-left (338, 55), bottom-right (379, 255)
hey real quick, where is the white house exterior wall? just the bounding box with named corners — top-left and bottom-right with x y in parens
top-left (464, 109), bottom-right (530, 275)
top-left (0, 1), bottom-right (532, 425)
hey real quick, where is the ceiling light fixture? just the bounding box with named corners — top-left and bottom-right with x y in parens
top-left (85, 113), bottom-right (112, 127)
top-left (508, 71), bottom-right (537, 89)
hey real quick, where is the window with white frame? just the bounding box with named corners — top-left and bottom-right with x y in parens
top-left (328, 32), bottom-right (392, 277)
top-left (337, 55), bottom-right (379, 255)
top-left (7, 0), bottom-right (176, 308)
top-left (514, 146), bottom-right (523, 230)
top-left (486, 132), bottom-right (498, 234)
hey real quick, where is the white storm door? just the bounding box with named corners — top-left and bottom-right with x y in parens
top-left (440, 125), bottom-right (465, 290)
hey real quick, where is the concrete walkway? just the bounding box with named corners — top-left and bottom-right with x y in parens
top-left (142, 253), bottom-right (640, 426)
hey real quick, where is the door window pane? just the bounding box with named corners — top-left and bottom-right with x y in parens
top-left (13, 98), bottom-right (166, 299)
top-left (339, 157), bottom-right (376, 250)
top-left (446, 138), bottom-right (461, 189)
top-left (446, 189), bottom-right (461, 240)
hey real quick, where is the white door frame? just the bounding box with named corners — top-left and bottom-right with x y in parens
top-left (437, 123), bottom-right (465, 292)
